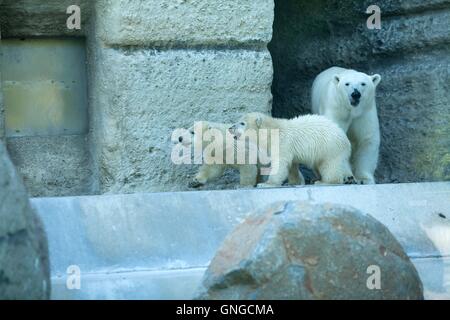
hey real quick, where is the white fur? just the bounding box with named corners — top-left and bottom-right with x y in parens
top-left (232, 113), bottom-right (354, 187)
top-left (186, 121), bottom-right (258, 188)
top-left (311, 67), bottom-right (381, 184)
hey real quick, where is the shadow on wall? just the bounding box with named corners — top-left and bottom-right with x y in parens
top-left (269, 0), bottom-right (450, 184)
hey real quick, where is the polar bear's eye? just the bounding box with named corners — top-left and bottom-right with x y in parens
top-left (240, 122), bottom-right (245, 126)
top-left (361, 82), bottom-right (366, 86)
top-left (345, 83), bottom-right (350, 86)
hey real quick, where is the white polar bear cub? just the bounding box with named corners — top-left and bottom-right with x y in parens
top-left (178, 121), bottom-right (304, 188)
top-left (182, 121), bottom-right (259, 188)
top-left (229, 113), bottom-right (355, 187)
top-left (311, 67), bottom-right (381, 184)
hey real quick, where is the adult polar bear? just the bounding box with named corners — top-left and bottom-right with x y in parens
top-left (312, 67), bottom-right (381, 184)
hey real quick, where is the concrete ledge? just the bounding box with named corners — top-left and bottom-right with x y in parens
top-left (31, 182), bottom-right (450, 299)
top-left (96, 0), bottom-right (274, 47)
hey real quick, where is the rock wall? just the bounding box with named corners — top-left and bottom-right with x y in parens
top-left (269, 0), bottom-right (450, 183)
top-left (3, 0), bottom-right (447, 195)
top-left (87, 0), bottom-right (274, 193)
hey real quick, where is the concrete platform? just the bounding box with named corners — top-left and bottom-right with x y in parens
top-left (31, 182), bottom-right (450, 300)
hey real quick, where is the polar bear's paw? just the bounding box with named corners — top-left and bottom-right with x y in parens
top-left (344, 176), bottom-right (358, 185)
top-left (188, 179), bottom-right (204, 189)
top-left (257, 183), bottom-right (277, 189)
top-left (357, 177), bottom-right (375, 185)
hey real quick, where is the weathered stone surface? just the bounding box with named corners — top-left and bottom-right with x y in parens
top-left (6, 136), bottom-right (92, 197)
top-left (96, 0), bottom-right (274, 47)
top-left (87, 39), bottom-right (273, 193)
top-left (196, 201), bottom-right (424, 300)
top-left (270, 0), bottom-right (450, 183)
top-left (0, 0), bottom-right (91, 37)
top-left (0, 141), bottom-right (50, 299)
top-left (0, 23), bottom-right (4, 140)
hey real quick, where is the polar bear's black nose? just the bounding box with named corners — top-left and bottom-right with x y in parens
top-left (178, 136), bottom-right (183, 143)
top-left (351, 90), bottom-right (361, 99)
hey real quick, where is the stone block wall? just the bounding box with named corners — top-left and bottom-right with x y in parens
top-left (88, 0), bottom-right (274, 194)
top-left (0, 0), bottom-right (274, 196)
top-left (269, 0), bottom-right (450, 183)
top-left (1, 0), bottom-right (448, 196)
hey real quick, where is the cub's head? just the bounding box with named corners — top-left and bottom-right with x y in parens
top-left (174, 121), bottom-right (228, 146)
top-left (333, 70), bottom-right (381, 108)
top-left (172, 126), bottom-right (194, 147)
top-left (228, 112), bottom-right (266, 139)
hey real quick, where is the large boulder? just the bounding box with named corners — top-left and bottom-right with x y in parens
top-left (196, 201), bottom-right (423, 300)
top-left (0, 141), bottom-right (50, 299)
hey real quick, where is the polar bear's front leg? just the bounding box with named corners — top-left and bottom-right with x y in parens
top-left (351, 140), bottom-right (379, 185)
top-left (263, 158), bottom-right (291, 187)
top-left (189, 165), bottom-right (225, 188)
top-left (348, 111), bottom-right (380, 185)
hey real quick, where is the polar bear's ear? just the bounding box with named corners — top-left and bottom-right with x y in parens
top-left (333, 75), bottom-right (340, 85)
top-left (371, 74), bottom-right (381, 87)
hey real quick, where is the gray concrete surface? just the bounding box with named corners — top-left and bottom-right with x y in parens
top-left (6, 135), bottom-right (92, 197)
top-left (1, 38), bottom-right (88, 137)
top-left (86, 0), bottom-right (274, 194)
top-left (269, 0), bottom-right (450, 184)
top-left (31, 182), bottom-right (450, 299)
top-left (96, 0), bottom-right (274, 47)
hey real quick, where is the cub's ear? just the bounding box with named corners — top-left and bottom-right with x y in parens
top-left (371, 74), bottom-right (381, 87)
top-left (255, 115), bottom-right (263, 128)
top-left (333, 75), bottom-right (340, 85)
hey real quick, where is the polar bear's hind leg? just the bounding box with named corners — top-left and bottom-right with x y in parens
top-left (316, 155), bottom-right (354, 185)
top-left (287, 163), bottom-right (305, 185)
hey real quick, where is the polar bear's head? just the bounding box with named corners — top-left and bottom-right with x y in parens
top-left (333, 70), bottom-right (381, 108)
top-left (176, 121), bottom-right (230, 146)
top-left (229, 112), bottom-right (267, 139)
top-left (172, 127), bottom-right (192, 146)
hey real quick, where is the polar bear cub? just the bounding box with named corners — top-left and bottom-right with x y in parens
top-left (177, 120), bottom-right (304, 188)
top-left (311, 67), bottom-right (381, 184)
top-left (181, 121), bottom-right (259, 188)
top-left (229, 113), bottom-right (355, 187)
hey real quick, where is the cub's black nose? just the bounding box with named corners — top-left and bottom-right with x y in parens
top-left (351, 90), bottom-right (361, 99)
top-left (178, 136), bottom-right (183, 142)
